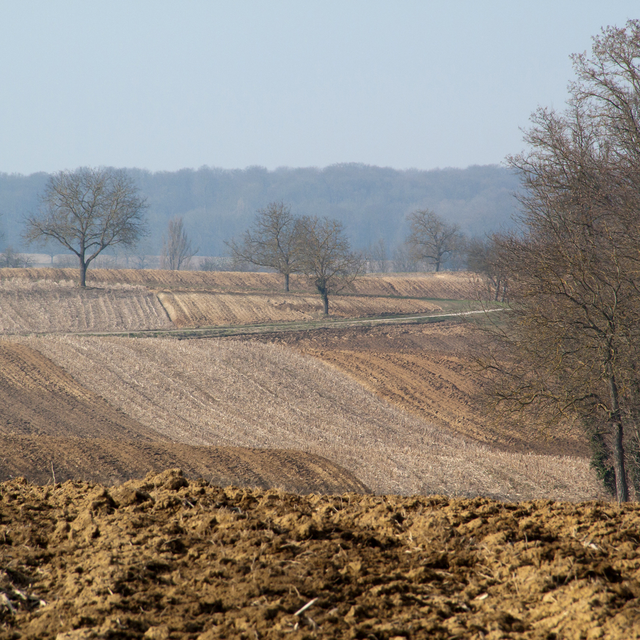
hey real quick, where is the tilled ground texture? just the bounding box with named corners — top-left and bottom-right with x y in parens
top-left (2, 472), bottom-right (640, 640)
top-left (155, 291), bottom-right (444, 327)
top-left (0, 282), bottom-right (173, 335)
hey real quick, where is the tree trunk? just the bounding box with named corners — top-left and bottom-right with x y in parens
top-left (284, 273), bottom-right (290, 292)
top-left (322, 292), bottom-right (329, 316)
top-left (608, 373), bottom-right (629, 502)
top-left (79, 259), bottom-right (87, 288)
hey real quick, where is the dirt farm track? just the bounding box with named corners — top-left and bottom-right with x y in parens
top-left (0, 268), bottom-right (637, 638)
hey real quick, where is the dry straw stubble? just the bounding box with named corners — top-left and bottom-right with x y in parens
top-left (19, 334), bottom-right (604, 501)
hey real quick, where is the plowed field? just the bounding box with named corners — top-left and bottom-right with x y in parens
top-left (1, 474), bottom-right (639, 639)
top-left (0, 282), bottom-right (172, 334)
top-left (0, 268), bottom-right (477, 298)
top-left (0, 270), bottom-right (478, 334)
top-left (16, 335), bottom-right (603, 502)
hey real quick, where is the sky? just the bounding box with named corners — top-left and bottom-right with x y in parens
top-left (1, 1), bottom-right (638, 175)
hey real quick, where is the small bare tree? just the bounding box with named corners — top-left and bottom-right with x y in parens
top-left (24, 167), bottom-right (147, 286)
top-left (162, 216), bottom-right (198, 270)
top-left (226, 202), bottom-right (301, 291)
top-left (407, 209), bottom-right (464, 272)
top-left (296, 216), bottom-right (365, 315)
top-left (367, 238), bottom-right (388, 273)
top-left (391, 242), bottom-right (419, 273)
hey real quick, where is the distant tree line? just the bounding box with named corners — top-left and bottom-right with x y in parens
top-left (0, 164), bottom-right (519, 259)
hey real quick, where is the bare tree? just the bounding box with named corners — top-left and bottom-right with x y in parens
top-left (477, 21), bottom-right (640, 502)
top-left (406, 209), bottom-right (464, 272)
top-left (23, 167), bottom-right (147, 287)
top-left (296, 216), bottom-right (365, 315)
top-left (391, 242), bottom-right (419, 273)
top-left (162, 216), bottom-right (198, 270)
top-left (226, 202), bottom-right (301, 291)
top-left (466, 236), bottom-right (508, 302)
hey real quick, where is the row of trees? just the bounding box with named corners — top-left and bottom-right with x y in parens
top-left (14, 165), bottom-right (486, 287)
top-left (18, 183), bottom-right (363, 315)
top-left (475, 20), bottom-right (640, 502)
top-left (226, 202), bottom-right (364, 314)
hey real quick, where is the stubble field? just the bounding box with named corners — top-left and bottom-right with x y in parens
top-left (12, 333), bottom-right (601, 502)
top-left (0, 270), bottom-right (475, 334)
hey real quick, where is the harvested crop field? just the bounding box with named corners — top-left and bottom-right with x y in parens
top-left (2, 473), bottom-right (639, 639)
top-left (0, 269), bottom-right (478, 334)
top-left (15, 334), bottom-right (604, 502)
top-left (0, 281), bottom-right (172, 334)
top-left (0, 341), bottom-right (366, 494)
top-left (0, 268), bottom-right (477, 298)
top-left (238, 321), bottom-right (589, 457)
top-left (157, 291), bottom-right (445, 327)
top-left (0, 436), bottom-right (366, 495)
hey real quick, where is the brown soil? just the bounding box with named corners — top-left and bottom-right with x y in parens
top-left (0, 342), bottom-right (366, 495)
top-left (0, 270), bottom-right (476, 334)
top-left (0, 282), bottom-right (173, 335)
top-left (232, 321), bottom-right (590, 458)
top-left (2, 473), bottom-right (639, 639)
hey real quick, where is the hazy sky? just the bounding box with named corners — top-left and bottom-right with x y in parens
top-left (1, 1), bottom-right (638, 175)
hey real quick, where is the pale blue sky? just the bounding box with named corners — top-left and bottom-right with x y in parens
top-left (1, 1), bottom-right (638, 175)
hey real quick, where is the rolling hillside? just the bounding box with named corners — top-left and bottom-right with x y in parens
top-left (15, 334), bottom-right (603, 501)
top-left (0, 269), bottom-right (478, 333)
top-left (0, 341), bottom-right (367, 494)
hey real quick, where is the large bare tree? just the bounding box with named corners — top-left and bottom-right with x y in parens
top-left (406, 208), bottom-right (464, 272)
top-left (478, 21), bottom-right (640, 502)
top-left (162, 216), bottom-right (198, 270)
top-left (24, 167), bottom-right (147, 286)
top-left (226, 202), bottom-right (301, 291)
top-left (296, 216), bottom-right (364, 315)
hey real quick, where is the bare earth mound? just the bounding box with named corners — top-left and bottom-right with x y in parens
top-left (18, 335), bottom-right (603, 501)
top-left (236, 322), bottom-right (590, 457)
top-left (1, 473), bottom-right (639, 639)
top-left (0, 437), bottom-right (367, 495)
top-left (0, 342), bottom-right (366, 495)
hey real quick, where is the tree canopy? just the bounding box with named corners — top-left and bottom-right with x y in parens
top-left (296, 216), bottom-right (364, 315)
top-left (226, 202), bottom-right (301, 291)
top-left (24, 167), bottom-right (147, 286)
top-left (406, 209), bottom-right (464, 272)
